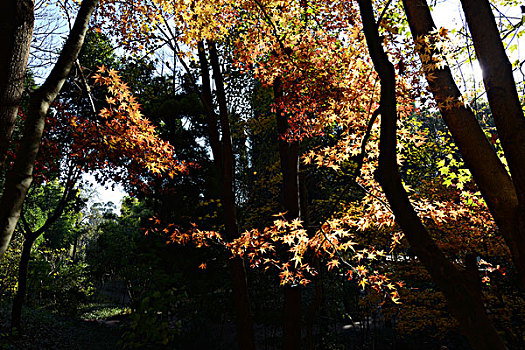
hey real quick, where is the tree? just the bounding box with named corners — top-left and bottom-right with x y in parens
top-left (4, 23), bottom-right (185, 335)
top-left (11, 178), bottom-right (81, 331)
top-left (350, 0), bottom-right (525, 348)
top-left (0, 0), bottom-right (100, 260)
top-left (53, 1), bottom-right (524, 347)
top-left (0, 0), bottom-right (33, 173)
top-left (274, 77), bottom-right (302, 349)
top-left (140, 3), bottom-right (398, 344)
top-left (196, 40), bottom-right (256, 350)
top-left (402, 0), bottom-right (525, 289)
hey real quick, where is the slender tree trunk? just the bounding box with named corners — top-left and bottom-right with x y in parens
top-left (222, 170), bottom-right (255, 350)
top-left (198, 41), bottom-right (256, 350)
top-left (302, 174), bottom-right (319, 350)
top-left (273, 77), bottom-right (302, 350)
top-left (459, 0), bottom-right (525, 200)
top-left (0, 0), bottom-right (34, 173)
top-left (402, 0), bottom-right (525, 288)
top-left (229, 256), bottom-right (255, 349)
top-left (11, 170), bottom-right (77, 332)
top-left (357, 1), bottom-right (506, 349)
top-left (283, 285), bottom-right (301, 350)
top-left (71, 234), bottom-right (78, 263)
top-left (11, 235), bottom-right (34, 332)
top-left (0, 0), bottom-right (99, 260)
top-left (459, 0), bottom-right (525, 286)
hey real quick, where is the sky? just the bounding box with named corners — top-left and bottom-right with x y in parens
top-left (432, 0), bottom-right (525, 84)
top-left (82, 174), bottom-right (126, 214)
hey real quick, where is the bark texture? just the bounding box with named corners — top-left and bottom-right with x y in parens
top-left (358, 0), bottom-right (506, 349)
top-left (0, 0), bottom-right (100, 260)
top-left (0, 0), bottom-right (34, 172)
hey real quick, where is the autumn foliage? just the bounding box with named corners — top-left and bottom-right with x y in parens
top-left (2, 0), bottom-right (524, 348)
top-left (36, 66), bottom-right (189, 193)
top-left (115, 0), bottom-right (514, 306)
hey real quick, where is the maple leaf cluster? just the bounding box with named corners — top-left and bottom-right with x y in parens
top-left (92, 66), bottom-right (188, 180)
top-left (34, 66), bottom-right (188, 193)
top-left (148, 212), bottom-right (402, 304)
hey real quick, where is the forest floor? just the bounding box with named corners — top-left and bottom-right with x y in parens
top-left (0, 303), bottom-right (469, 349)
top-left (0, 304), bottom-right (126, 350)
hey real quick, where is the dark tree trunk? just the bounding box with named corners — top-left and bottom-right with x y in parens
top-left (358, 1), bottom-right (506, 349)
top-left (274, 77), bottom-right (302, 350)
top-left (459, 0), bottom-right (525, 286)
top-left (0, 0), bottom-right (99, 260)
top-left (11, 167), bottom-right (78, 333)
top-left (0, 0), bottom-right (34, 173)
top-left (198, 41), bottom-right (256, 350)
top-left (11, 235), bottom-right (34, 332)
top-left (283, 285), bottom-right (301, 350)
top-left (402, 0), bottom-right (525, 288)
top-left (229, 256), bottom-right (255, 350)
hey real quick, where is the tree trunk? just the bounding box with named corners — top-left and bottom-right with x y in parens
top-left (71, 234), bottom-right (78, 263)
top-left (274, 77), bottom-right (302, 350)
top-left (357, 1), bottom-right (506, 349)
top-left (0, 0), bottom-right (34, 173)
top-left (11, 235), bottom-right (34, 332)
top-left (401, 0), bottom-right (525, 288)
top-left (283, 285), bottom-right (301, 350)
top-left (0, 0), bottom-right (99, 260)
top-left (198, 40), bottom-right (256, 350)
top-left (229, 256), bottom-right (256, 350)
top-left (459, 0), bottom-right (525, 286)
top-left (11, 168), bottom-right (77, 332)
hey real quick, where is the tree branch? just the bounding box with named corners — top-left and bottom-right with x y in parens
top-left (0, 0), bottom-right (99, 260)
top-left (360, 0), bottom-right (505, 348)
